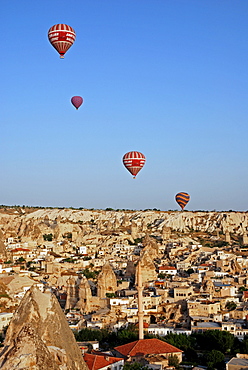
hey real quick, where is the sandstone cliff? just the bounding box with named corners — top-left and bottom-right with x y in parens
top-left (1, 209), bottom-right (248, 242)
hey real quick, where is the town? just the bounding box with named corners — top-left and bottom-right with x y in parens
top-left (1, 206), bottom-right (248, 370)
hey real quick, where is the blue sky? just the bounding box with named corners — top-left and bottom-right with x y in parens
top-left (1, 0), bottom-right (248, 211)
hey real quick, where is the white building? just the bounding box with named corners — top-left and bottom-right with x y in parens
top-left (0, 312), bottom-right (13, 331)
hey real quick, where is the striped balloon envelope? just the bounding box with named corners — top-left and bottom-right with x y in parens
top-left (123, 151), bottom-right (146, 178)
top-left (71, 96), bottom-right (83, 110)
top-left (48, 24), bottom-right (76, 58)
top-left (175, 192), bottom-right (190, 210)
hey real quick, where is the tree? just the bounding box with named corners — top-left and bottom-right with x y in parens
top-left (16, 257), bottom-right (26, 264)
top-left (123, 363), bottom-right (149, 370)
top-left (186, 268), bottom-right (194, 275)
top-left (43, 234), bottom-right (53, 241)
top-left (193, 330), bottom-right (234, 354)
top-left (158, 273), bottom-right (166, 279)
top-left (205, 349), bottom-right (224, 370)
top-left (239, 286), bottom-right (247, 293)
top-left (163, 333), bottom-right (196, 351)
top-left (168, 354), bottom-right (180, 369)
top-left (225, 301), bottom-right (237, 311)
top-left (106, 293), bottom-right (116, 298)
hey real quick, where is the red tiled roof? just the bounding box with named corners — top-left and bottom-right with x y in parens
top-left (84, 353), bottom-right (123, 370)
top-left (114, 338), bottom-right (182, 357)
top-left (135, 322), bottom-right (149, 328)
top-left (11, 248), bottom-right (30, 252)
top-left (159, 266), bottom-right (176, 270)
top-left (243, 291), bottom-right (248, 298)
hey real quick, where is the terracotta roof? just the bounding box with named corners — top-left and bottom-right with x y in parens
top-left (135, 322), bottom-right (149, 328)
top-left (243, 291), bottom-right (248, 298)
top-left (84, 353), bottom-right (123, 370)
top-left (11, 248), bottom-right (30, 252)
top-left (114, 338), bottom-right (183, 357)
top-left (159, 266), bottom-right (176, 270)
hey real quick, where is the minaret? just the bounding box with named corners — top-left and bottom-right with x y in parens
top-left (137, 261), bottom-right (144, 340)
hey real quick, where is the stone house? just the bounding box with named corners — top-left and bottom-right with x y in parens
top-left (158, 266), bottom-right (177, 276)
top-left (191, 321), bottom-right (222, 333)
top-left (226, 357), bottom-right (248, 370)
top-left (174, 286), bottom-right (194, 300)
top-left (11, 248), bottom-right (33, 262)
top-left (187, 300), bottom-right (221, 317)
top-left (0, 312), bottom-right (13, 331)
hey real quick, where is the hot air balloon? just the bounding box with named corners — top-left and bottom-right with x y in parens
top-left (71, 96), bottom-right (83, 110)
top-left (175, 192), bottom-right (190, 210)
top-left (48, 24), bottom-right (76, 58)
top-left (123, 151), bottom-right (146, 178)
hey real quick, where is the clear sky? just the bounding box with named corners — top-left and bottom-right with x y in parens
top-left (1, 0), bottom-right (248, 211)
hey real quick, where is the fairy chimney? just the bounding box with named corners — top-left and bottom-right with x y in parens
top-left (97, 262), bottom-right (117, 298)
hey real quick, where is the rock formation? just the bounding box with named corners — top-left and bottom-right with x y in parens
top-left (136, 249), bottom-right (157, 285)
top-left (97, 262), bottom-right (117, 298)
top-left (131, 221), bottom-right (138, 240)
top-left (0, 286), bottom-right (87, 370)
top-left (125, 261), bottom-right (136, 279)
top-left (1, 209), bottom-right (248, 245)
top-left (76, 276), bottom-right (92, 314)
top-left (65, 276), bottom-right (79, 310)
top-left (162, 225), bottom-right (171, 242)
top-left (142, 234), bottom-right (159, 260)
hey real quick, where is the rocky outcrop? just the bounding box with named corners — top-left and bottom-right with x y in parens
top-left (136, 249), bottom-right (157, 285)
top-left (76, 276), bottom-right (92, 314)
top-left (65, 276), bottom-right (79, 310)
top-left (97, 262), bottom-right (117, 298)
top-left (1, 209), bottom-right (248, 244)
top-left (0, 286), bottom-right (87, 370)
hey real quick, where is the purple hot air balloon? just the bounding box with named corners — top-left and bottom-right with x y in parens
top-left (71, 96), bottom-right (83, 110)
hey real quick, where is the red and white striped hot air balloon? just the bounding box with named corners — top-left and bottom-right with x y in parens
top-left (71, 96), bottom-right (83, 110)
top-left (123, 151), bottom-right (146, 179)
top-left (48, 24), bottom-right (76, 58)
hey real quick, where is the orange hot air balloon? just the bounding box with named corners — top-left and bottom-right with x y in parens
top-left (123, 151), bottom-right (146, 178)
top-left (48, 24), bottom-right (76, 58)
top-left (175, 192), bottom-right (190, 210)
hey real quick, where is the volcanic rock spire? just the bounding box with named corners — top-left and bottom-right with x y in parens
top-left (0, 286), bottom-right (87, 370)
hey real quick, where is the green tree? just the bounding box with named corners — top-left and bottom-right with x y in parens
top-left (106, 293), bottom-right (116, 298)
top-left (43, 234), bottom-right (53, 241)
top-left (168, 354), bottom-right (180, 369)
top-left (205, 349), bottom-right (224, 369)
top-left (83, 268), bottom-right (99, 279)
top-left (239, 286), bottom-right (247, 292)
top-left (225, 301), bottom-right (237, 311)
top-left (194, 330), bottom-right (234, 354)
top-left (163, 333), bottom-right (196, 352)
top-left (186, 268), bottom-right (194, 275)
top-left (16, 257), bottom-right (25, 264)
top-left (123, 363), bottom-right (149, 370)
top-left (158, 273), bottom-right (166, 279)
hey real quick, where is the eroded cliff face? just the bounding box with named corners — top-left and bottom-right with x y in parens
top-left (0, 286), bottom-right (87, 370)
top-left (0, 209), bottom-right (247, 241)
